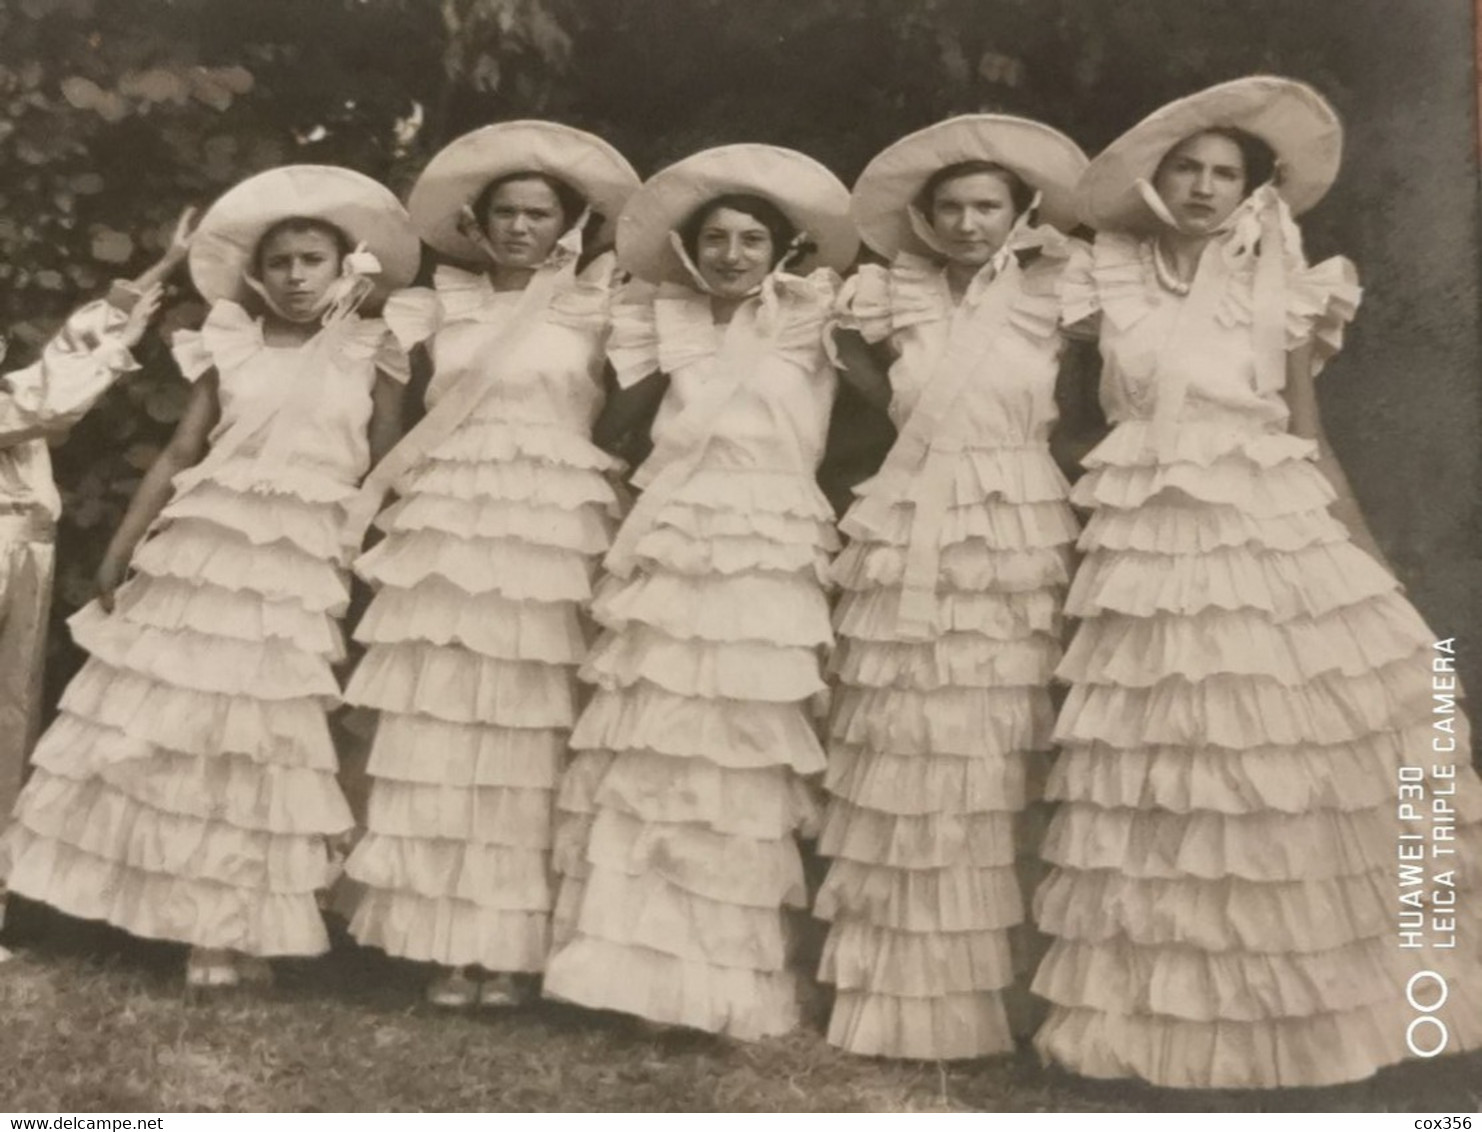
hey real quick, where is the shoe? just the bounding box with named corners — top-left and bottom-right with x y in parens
top-left (426, 967), bottom-right (478, 1008)
top-left (185, 948), bottom-right (240, 989)
top-left (477, 972), bottom-right (532, 1009)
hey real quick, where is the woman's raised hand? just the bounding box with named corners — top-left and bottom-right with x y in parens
top-left (118, 282), bottom-right (164, 349)
top-left (166, 205), bottom-right (200, 263)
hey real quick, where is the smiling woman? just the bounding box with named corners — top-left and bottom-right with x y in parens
top-left (675, 192), bottom-right (799, 306)
top-left (542, 144), bottom-right (857, 1041)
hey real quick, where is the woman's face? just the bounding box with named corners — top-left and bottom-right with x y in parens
top-left (1152, 131), bottom-right (1248, 234)
top-left (693, 206), bottom-right (775, 298)
top-left (482, 177), bottom-right (568, 269)
top-left (257, 228), bottom-right (343, 321)
top-left (928, 171), bottom-right (1019, 268)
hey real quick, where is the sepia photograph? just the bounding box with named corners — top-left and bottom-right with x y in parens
top-left (0, 0), bottom-right (1479, 1115)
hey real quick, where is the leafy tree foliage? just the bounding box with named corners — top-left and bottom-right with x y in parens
top-left (0, 0), bottom-right (1472, 708)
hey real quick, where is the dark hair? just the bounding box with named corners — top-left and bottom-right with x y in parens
top-left (473, 171), bottom-right (587, 232)
top-left (1160, 127), bottom-right (1278, 196)
top-left (252, 217), bottom-right (353, 276)
top-left (915, 160), bottom-right (1035, 219)
top-left (677, 193), bottom-right (802, 268)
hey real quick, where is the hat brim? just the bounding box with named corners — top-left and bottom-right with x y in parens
top-left (190, 165), bottom-right (421, 306)
top-left (852, 115), bottom-right (1089, 259)
top-left (1078, 75), bottom-right (1343, 232)
top-left (616, 145), bottom-right (858, 286)
top-left (407, 120), bottom-right (640, 263)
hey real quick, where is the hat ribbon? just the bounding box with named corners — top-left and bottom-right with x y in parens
top-left (847, 253), bottom-right (1026, 638)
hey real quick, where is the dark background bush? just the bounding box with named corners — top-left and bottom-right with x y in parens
top-left (2, 0), bottom-right (1477, 741)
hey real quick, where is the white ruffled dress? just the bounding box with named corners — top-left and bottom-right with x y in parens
top-left (341, 261), bottom-right (621, 973)
top-left (3, 301), bottom-right (399, 955)
top-left (1032, 233), bottom-right (1482, 1087)
top-left (543, 273), bottom-right (840, 1039)
top-left (816, 248), bottom-right (1079, 1059)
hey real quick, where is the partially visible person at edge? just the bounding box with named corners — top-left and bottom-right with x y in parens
top-left (0, 215), bottom-right (190, 963)
top-left (336, 122), bottom-right (640, 1009)
top-left (1031, 75), bottom-right (1482, 1088)
top-left (542, 145), bottom-right (858, 1039)
top-left (1, 166), bottom-right (420, 988)
top-left (814, 115), bottom-right (1097, 1060)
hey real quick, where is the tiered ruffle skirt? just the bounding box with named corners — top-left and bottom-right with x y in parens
top-left (543, 465), bottom-right (837, 1039)
top-left (817, 445), bottom-right (1077, 1059)
top-left (1033, 419), bottom-right (1482, 1088)
top-left (342, 407), bottom-right (618, 971)
top-left (3, 466), bottom-right (356, 954)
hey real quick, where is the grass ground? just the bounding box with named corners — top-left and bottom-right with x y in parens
top-left (2, 902), bottom-right (1479, 1114)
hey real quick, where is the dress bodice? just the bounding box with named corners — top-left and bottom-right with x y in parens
top-left (1062, 233), bottom-right (1361, 434)
top-left (385, 261), bottom-right (614, 435)
top-left (839, 248), bottom-right (1072, 449)
top-left (172, 301), bottom-right (400, 490)
top-left (608, 271), bottom-right (839, 476)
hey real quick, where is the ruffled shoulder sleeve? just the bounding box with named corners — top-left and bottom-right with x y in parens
top-left (885, 253), bottom-right (951, 333)
top-left (326, 315), bottom-right (410, 384)
top-left (431, 265), bottom-right (495, 324)
top-left (833, 264), bottom-right (892, 343)
top-left (1011, 238), bottom-right (1079, 344)
top-left (768, 268), bottom-right (842, 369)
top-left (1056, 237), bottom-right (1101, 336)
top-left (606, 279), bottom-right (663, 389)
top-left (834, 255), bottom-right (950, 346)
top-left (654, 282), bottom-right (722, 377)
top-left (171, 300), bottom-right (261, 382)
top-left (382, 287), bottom-right (442, 352)
top-left (549, 250), bottom-right (618, 333)
top-left (1286, 255), bottom-right (1361, 372)
top-left (1080, 232), bottom-right (1157, 332)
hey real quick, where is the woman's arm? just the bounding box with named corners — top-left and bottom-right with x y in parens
top-left (1282, 341), bottom-right (1387, 566)
top-left (0, 284), bottom-right (165, 447)
top-left (1050, 336), bottom-right (1108, 482)
top-left (124, 207), bottom-right (197, 296)
top-left (96, 372), bottom-right (220, 611)
top-left (367, 370), bottom-right (406, 467)
top-left (831, 328), bottom-right (892, 415)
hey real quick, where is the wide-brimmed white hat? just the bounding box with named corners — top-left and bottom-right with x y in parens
top-left (407, 120), bottom-right (639, 263)
top-left (190, 165), bottom-right (420, 305)
top-left (617, 144), bottom-right (857, 286)
top-left (851, 115), bottom-right (1088, 258)
top-left (1077, 75), bottom-right (1343, 232)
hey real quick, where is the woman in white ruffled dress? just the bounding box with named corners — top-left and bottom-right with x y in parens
top-left (3, 166), bottom-right (419, 988)
top-left (1032, 76), bottom-right (1482, 1088)
top-left (815, 116), bottom-right (1089, 1060)
top-left (338, 122), bottom-right (639, 1008)
top-left (543, 145), bottom-right (858, 1039)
